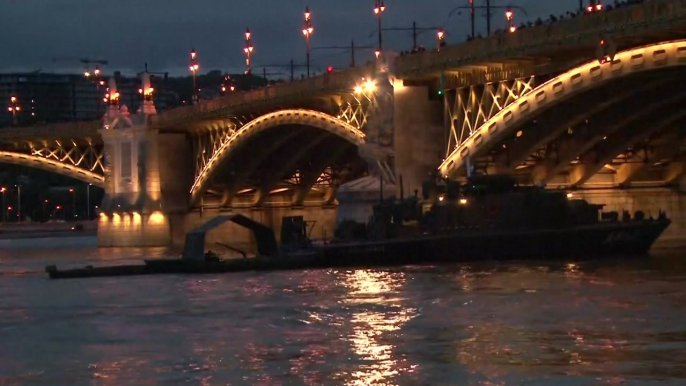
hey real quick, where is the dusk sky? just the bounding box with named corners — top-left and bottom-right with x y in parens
top-left (2, 0), bottom-right (580, 77)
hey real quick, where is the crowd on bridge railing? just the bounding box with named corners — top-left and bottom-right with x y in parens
top-left (397, 0), bottom-right (647, 57)
top-left (157, 0), bottom-right (659, 122)
top-left (492, 0), bottom-right (647, 37)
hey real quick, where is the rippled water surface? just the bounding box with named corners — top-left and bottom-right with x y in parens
top-left (1, 236), bottom-right (685, 385)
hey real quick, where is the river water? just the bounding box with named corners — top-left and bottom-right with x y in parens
top-left (0, 236), bottom-right (685, 385)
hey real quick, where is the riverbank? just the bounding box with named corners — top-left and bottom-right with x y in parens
top-left (0, 221), bottom-right (97, 240)
top-left (0, 230), bottom-right (96, 240)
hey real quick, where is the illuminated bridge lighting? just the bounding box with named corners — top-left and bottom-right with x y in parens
top-left (439, 40), bottom-right (686, 178)
top-left (189, 109), bottom-right (366, 205)
top-left (0, 151), bottom-right (104, 187)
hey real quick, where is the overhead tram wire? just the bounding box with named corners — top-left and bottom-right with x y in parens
top-left (368, 22), bottom-right (443, 52)
top-left (445, 2), bottom-right (528, 37)
top-left (311, 41), bottom-right (376, 68)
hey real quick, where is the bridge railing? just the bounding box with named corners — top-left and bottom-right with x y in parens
top-left (152, 65), bottom-right (372, 127)
top-left (394, 0), bottom-right (686, 77)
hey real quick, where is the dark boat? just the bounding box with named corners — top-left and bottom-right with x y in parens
top-left (46, 174), bottom-right (671, 279)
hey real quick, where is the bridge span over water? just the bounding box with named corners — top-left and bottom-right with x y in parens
top-left (2, 0), bottom-right (686, 248)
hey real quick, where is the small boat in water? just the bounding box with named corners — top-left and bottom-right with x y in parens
top-left (46, 174), bottom-right (671, 279)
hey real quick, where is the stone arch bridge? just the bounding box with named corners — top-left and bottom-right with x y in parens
top-left (3, 0), bottom-right (686, 246)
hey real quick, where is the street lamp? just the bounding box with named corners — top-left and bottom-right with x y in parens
top-left (505, 9), bottom-right (516, 33)
top-left (437, 29), bottom-right (446, 51)
top-left (302, 6), bottom-right (314, 78)
top-left (69, 188), bottom-right (76, 220)
top-left (221, 74), bottom-right (238, 94)
top-left (86, 183), bottom-right (91, 220)
top-left (373, 0), bottom-right (386, 56)
top-left (189, 49), bottom-right (200, 103)
top-left (0, 187), bottom-right (5, 223)
top-left (586, 0), bottom-right (603, 13)
top-left (86, 66), bottom-right (105, 116)
top-left (15, 185), bottom-right (20, 222)
top-left (8, 96), bottom-right (20, 125)
top-left (104, 87), bottom-right (120, 107)
top-left (244, 28), bottom-right (254, 75)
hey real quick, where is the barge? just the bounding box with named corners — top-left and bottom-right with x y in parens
top-left (46, 175), bottom-right (671, 279)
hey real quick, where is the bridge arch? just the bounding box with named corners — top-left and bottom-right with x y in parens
top-left (190, 109), bottom-right (366, 205)
top-left (0, 151), bottom-right (105, 187)
top-left (439, 39), bottom-right (686, 178)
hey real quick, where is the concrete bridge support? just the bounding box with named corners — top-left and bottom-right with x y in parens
top-left (392, 80), bottom-right (444, 196)
top-left (337, 76), bottom-right (444, 224)
top-left (97, 128), bottom-right (193, 247)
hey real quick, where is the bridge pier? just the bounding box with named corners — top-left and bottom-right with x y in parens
top-left (96, 76), bottom-right (194, 247)
top-left (392, 80), bottom-right (444, 195)
top-left (337, 77), bottom-right (444, 224)
top-left (97, 129), bottom-right (193, 247)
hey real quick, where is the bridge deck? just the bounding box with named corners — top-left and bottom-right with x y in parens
top-left (396, 0), bottom-right (686, 85)
top-left (151, 65), bottom-right (373, 130)
top-left (0, 120), bottom-right (101, 143)
top-left (4, 0), bottom-right (686, 142)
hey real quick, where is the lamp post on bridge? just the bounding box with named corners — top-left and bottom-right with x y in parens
top-left (244, 28), bottom-right (254, 75)
top-left (7, 96), bottom-right (20, 126)
top-left (437, 29), bottom-right (446, 51)
top-left (585, 0), bottom-right (603, 13)
top-left (373, 0), bottom-right (386, 57)
top-left (86, 183), bottom-right (92, 220)
top-left (220, 74), bottom-right (236, 94)
top-left (15, 185), bottom-right (20, 223)
top-left (189, 49), bottom-right (200, 103)
top-left (69, 187), bottom-right (76, 220)
top-left (505, 9), bottom-right (516, 33)
top-left (1, 187), bottom-right (5, 223)
top-left (87, 67), bottom-right (106, 116)
top-left (302, 6), bottom-right (314, 78)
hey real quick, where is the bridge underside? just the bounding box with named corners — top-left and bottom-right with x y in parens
top-left (196, 124), bottom-right (367, 210)
top-left (458, 68), bottom-right (686, 189)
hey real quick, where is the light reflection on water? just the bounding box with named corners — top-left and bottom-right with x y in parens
top-left (0, 238), bottom-right (685, 385)
top-left (341, 270), bottom-right (418, 385)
